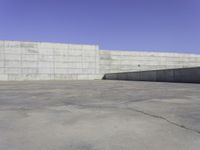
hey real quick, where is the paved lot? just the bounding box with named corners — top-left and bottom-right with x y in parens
top-left (0, 80), bottom-right (200, 150)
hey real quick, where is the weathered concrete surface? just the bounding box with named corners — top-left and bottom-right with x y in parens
top-left (103, 67), bottom-right (200, 83)
top-left (0, 40), bottom-right (100, 80)
top-left (1, 40), bottom-right (200, 81)
top-left (0, 80), bottom-right (200, 150)
top-left (100, 50), bottom-right (200, 74)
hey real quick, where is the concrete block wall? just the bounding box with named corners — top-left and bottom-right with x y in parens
top-left (0, 40), bottom-right (100, 80)
top-left (0, 40), bottom-right (200, 81)
top-left (100, 50), bottom-right (200, 74)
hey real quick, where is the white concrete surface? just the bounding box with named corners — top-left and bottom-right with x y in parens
top-left (0, 41), bottom-right (100, 80)
top-left (0, 40), bottom-right (200, 80)
top-left (100, 50), bottom-right (200, 74)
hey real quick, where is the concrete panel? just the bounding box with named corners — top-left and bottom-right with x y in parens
top-left (5, 61), bottom-right (21, 68)
top-left (38, 55), bottom-right (53, 61)
top-left (54, 68), bottom-right (68, 74)
top-left (7, 74), bottom-right (22, 80)
top-left (156, 70), bottom-right (174, 82)
top-left (37, 74), bottom-right (54, 80)
top-left (54, 62), bottom-right (69, 68)
top-left (38, 48), bottom-right (53, 55)
top-left (5, 68), bottom-right (21, 74)
top-left (0, 41), bottom-right (4, 48)
top-left (174, 68), bottom-right (200, 83)
top-left (4, 48), bottom-right (21, 54)
top-left (54, 56), bottom-right (70, 62)
top-left (54, 74), bottom-right (78, 80)
top-left (0, 61), bottom-right (4, 68)
top-left (0, 68), bottom-right (4, 74)
top-left (38, 62), bottom-right (54, 68)
top-left (22, 54), bottom-right (38, 61)
top-left (0, 74), bottom-right (8, 80)
top-left (140, 71), bottom-right (157, 81)
top-left (38, 68), bottom-right (54, 74)
top-left (22, 48), bottom-right (39, 55)
top-left (22, 61), bottom-right (37, 68)
top-left (5, 54), bottom-right (21, 61)
top-left (116, 73), bottom-right (128, 80)
top-left (104, 67), bottom-right (200, 83)
top-left (22, 68), bottom-right (38, 74)
top-left (127, 72), bottom-right (140, 80)
top-left (4, 41), bottom-right (21, 48)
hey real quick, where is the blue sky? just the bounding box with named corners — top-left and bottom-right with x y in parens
top-left (0, 0), bottom-right (200, 53)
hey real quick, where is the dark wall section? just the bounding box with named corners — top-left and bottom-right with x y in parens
top-left (103, 67), bottom-right (200, 83)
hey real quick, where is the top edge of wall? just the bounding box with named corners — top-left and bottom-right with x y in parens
top-left (1, 40), bottom-right (199, 56)
top-left (0, 40), bottom-right (99, 47)
top-left (101, 49), bottom-right (200, 56)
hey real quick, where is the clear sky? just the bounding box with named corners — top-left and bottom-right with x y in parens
top-left (0, 0), bottom-right (200, 53)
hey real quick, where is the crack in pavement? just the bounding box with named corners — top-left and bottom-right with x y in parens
top-left (127, 107), bottom-right (200, 135)
top-left (61, 102), bottom-right (200, 135)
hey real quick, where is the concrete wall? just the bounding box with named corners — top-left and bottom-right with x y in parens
top-left (100, 50), bottom-right (200, 74)
top-left (0, 40), bottom-right (200, 81)
top-left (103, 67), bottom-right (200, 83)
top-left (0, 40), bottom-right (100, 80)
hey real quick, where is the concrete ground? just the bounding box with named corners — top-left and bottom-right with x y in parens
top-left (0, 80), bottom-right (200, 150)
